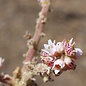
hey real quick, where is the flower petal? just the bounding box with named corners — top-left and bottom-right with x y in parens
top-left (75, 48), bottom-right (83, 58)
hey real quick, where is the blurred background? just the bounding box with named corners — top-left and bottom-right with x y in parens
top-left (0, 0), bottom-right (86, 86)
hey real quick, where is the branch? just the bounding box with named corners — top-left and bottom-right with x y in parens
top-left (22, 0), bottom-right (51, 72)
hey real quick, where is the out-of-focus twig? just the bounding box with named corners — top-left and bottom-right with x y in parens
top-left (0, 74), bottom-right (14, 86)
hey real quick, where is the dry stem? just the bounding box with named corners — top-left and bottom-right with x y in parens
top-left (22, 0), bottom-right (51, 72)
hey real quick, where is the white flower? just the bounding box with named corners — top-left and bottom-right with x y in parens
top-left (53, 70), bottom-right (61, 75)
top-left (69, 38), bottom-right (75, 46)
top-left (42, 39), bottom-right (56, 56)
top-left (74, 48), bottom-right (83, 58)
top-left (0, 57), bottom-right (5, 68)
top-left (56, 42), bottom-right (65, 53)
top-left (53, 59), bottom-right (65, 69)
top-left (52, 59), bottom-right (65, 75)
top-left (64, 56), bottom-right (76, 70)
top-left (64, 56), bottom-right (72, 65)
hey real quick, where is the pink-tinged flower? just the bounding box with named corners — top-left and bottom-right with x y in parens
top-left (52, 59), bottom-right (65, 75)
top-left (41, 56), bottom-right (54, 67)
top-left (41, 38), bottom-right (83, 77)
top-left (62, 38), bottom-right (75, 47)
top-left (62, 38), bottom-right (75, 57)
top-left (64, 56), bottom-right (76, 70)
top-left (0, 57), bottom-right (4, 68)
top-left (42, 39), bottom-right (56, 56)
top-left (74, 48), bottom-right (83, 58)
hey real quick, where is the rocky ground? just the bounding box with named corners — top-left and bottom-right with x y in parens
top-left (0, 0), bottom-right (86, 86)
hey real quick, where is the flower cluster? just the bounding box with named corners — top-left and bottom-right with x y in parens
top-left (41, 38), bottom-right (83, 76)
